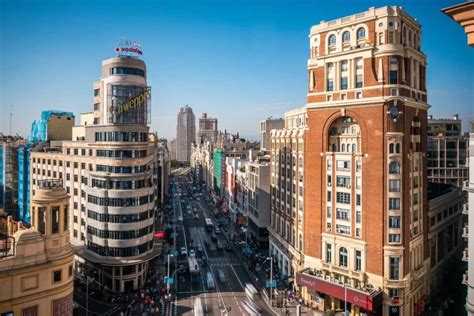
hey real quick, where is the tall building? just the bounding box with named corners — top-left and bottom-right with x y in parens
top-left (0, 135), bottom-right (26, 218)
top-left (260, 117), bottom-right (284, 150)
top-left (294, 7), bottom-right (429, 316)
top-left (0, 179), bottom-right (74, 315)
top-left (18, 110), bottom-right (75, 224)
top-left (30, 52), bottom-right (160, 293)
top-left (442, 1), bottom-right (474, 47)
top-left (197, 113), bottom-right (218, 144)
top-left (176, 105), bottom-right (196, 163)
top-left (427, 114), bottom-right (468, 187)
top-left (269, 107), bottom-right (307, 282)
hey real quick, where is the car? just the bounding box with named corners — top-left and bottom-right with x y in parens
top-left (218, 268), bottom-right (226, 283)
top-left (214, 227), bottom-right (222, 234)
top-left (194, 213), bottom-right (199, 219)
top-left (187, 211), bottom-right (192, 216)
top-left (177, 263), bottom-right (187, 275)
top-left (189, 249), bottom-right (196, 257)
top-left (180, 247), bottom-right (187, 256)
top-left (217, 242), bottom-right (224, 250)
top-left (196, 244), bottom-right (204, 253)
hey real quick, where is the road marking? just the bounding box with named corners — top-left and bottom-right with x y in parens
top-left (230, 265), bottom-right (245, 290)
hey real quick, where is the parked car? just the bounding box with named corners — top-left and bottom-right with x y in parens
top-left (180, 247), bottom-right (187, 256)
top-left (196, 244), bottom-right (204, 253)
top-left (189, 249), bottom-right (196, 257)
top-left (214, 227), bottom-right (222, 234)
top-left (178, 263), bottom-right (187, 275)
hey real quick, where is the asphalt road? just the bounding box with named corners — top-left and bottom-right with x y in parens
top-left (170, 170), bottom-right (273, 316)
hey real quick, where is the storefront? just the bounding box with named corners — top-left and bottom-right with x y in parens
top-left (296, 269), bottom-right (383, 315)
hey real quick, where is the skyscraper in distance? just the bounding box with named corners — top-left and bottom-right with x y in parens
top-left (176, 105), bottom-right (196, 163)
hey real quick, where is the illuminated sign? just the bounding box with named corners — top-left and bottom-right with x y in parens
top-left (115, 38), bottom-right (142, 56)
top-left (109, 89), bottom-right (150, 116)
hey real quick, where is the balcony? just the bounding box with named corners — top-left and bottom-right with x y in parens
top-left (463, 249), bottom-right (469, 262)
top-left (463, 273), bottom-right (468, 286)
top-left (463, 226), bottom-right (469, 239)
top-left (463, 203), bottom-right (469, 215)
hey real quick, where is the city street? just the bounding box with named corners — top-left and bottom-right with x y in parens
top-left (169, 169), bottom-right (274, 316)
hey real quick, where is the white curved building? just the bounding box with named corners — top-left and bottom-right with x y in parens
top-left (31, 53), bottom-right (160, 292)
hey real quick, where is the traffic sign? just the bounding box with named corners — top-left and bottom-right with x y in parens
top-left (265, 280), bottom-right (277, 288)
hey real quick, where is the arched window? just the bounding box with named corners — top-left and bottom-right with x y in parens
top-left (389, 161), bottom-right (400, 174)
top-left (328, 34), bottom-right (336, 47)
top-left (342, 31), bottom-right (350, 43)
top-left (352, 144), bottom-right (356, 152)
top-left (332, 143), bottom-right (337, 152)
top-left (339, 247), bottom-right (348, 267)
top-left (414, 34), bottom-right (418, 47)
top-left (389, 143), bottom-right (394, 154)
top-left (408, 30), bottom-right (412, 45)
top-left (396, 143), bottom-right (401, 153)
top-left (357, 27), bottom-right (366, 40)
top-left (341, 144), bottom-right (345, 152)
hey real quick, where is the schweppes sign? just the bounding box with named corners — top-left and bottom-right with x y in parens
top-left (109, 90), bottom-right (150, 116)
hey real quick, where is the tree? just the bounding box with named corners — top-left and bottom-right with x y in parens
top-left (170, 159), bottom-right (180, 169)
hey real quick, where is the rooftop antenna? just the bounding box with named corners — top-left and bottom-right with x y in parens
top-left (9, 105), bottom-right (13, 135)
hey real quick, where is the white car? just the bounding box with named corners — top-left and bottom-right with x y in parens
top-left (189, 249), bottom-right (196, 257)
top-left (215, 227), bottom-right (222, 234)
top-left (180, 247), bottom-right (187, 256)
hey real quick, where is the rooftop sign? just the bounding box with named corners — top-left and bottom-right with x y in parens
top-left (115, 38), bottom-right (142, 57)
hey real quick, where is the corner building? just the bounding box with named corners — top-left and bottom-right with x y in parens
top-left (296, 6), bottom-right (429, 316)
top-left (30, 54), bottom-right (159, 292)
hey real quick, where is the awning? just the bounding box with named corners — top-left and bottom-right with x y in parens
top-left (296, 271), bottom-right (382, 312)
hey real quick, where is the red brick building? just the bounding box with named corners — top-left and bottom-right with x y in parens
top-left (295, 6), bottom-right (429, 316)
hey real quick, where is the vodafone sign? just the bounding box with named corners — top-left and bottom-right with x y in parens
top-left (115, 38), bottom-right (143, 57)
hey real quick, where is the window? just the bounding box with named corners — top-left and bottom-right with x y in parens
top-left (336, 160), bottom-right (350, 171)
top-left (110, 67), bottom-right (145, 77)
top-left (94, 88), bottom-right (100, 96)
top-left (328, 34), bottom-right (336, 46)
top-left (53, 270), bottom-right (62, 283)
top-left (355, 250), bottom-right (362, 271)
top-left (389, 198), bottom-right (400, 210)
top-left (356, 194), bottom-right (361, 206)
top-left (341, 60), bottom-right (348, 71)
top-left (336, 208), bottom-right (351, 221)
top-left (339, 247), bottom-right (348, 267)
top-left (389, 288), bottom-right (400, 298)
top-left (327, 206), bottom-right (332, 218)
top-left (389, 234), bottom-right (401, 243)
top-left (389, 216), bottom-right (401, 228)
top-left (342, 31), bottom-right (350, 43)
top-left (356, 27), bottom-right (366, 40)
top-left (336, 224), bottom-right (351, 235)
top-left (356, 91), bottom-right (362, 99)
top-left (94, 103), bottom-right (100, 111)
top-left (327, 79), bottom-right (334, 91)
top-left (336, 176), bottom-right (351, 188)
top-left (356, 58), bottom-right (363, 69)
top-left (389, 179), bottom-right (400, 192)
top-left (326, 244), bottom-right (332, 263)
top-left (388, 31), bottom-right (394, 44)
top-left (51, 206), bottom-right (60, 234)
top-left (22, 306), bottom-right (38, 316)
top-left (69, 265), bottom-right (73, 277)
top-left (389, 161), bottom-right (400, 174)
top-left (389, 257), bottom-right (400, 279)
top-left (336, 192), bottom-right (351, 204)
top-left (327, 191), bottom-right (332, 202)
top-left (356, 74), bottom-right (363, 88)
top-left (341, 77), bottom-right (348, 90)
top-left (390, 70), bottom-right (398, 84)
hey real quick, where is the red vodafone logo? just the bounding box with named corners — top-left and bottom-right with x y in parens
top-left (115, 47), bottom-right (120, 53)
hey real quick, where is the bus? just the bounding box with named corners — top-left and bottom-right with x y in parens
top-left (205, 218), bottom-right (214, 232)
top-left (188, 256), bottom-right (200, 284)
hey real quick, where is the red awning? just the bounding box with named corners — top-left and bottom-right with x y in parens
top-left (296, 272), bottom-right (382, 312)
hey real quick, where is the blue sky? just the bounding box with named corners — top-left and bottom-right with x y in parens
top-left (1, 0), bottom-right (473, 140)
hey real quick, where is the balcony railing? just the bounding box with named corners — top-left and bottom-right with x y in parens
top-left (463, 204), bottom-right (469, 215)
top-left (463, 273), bottom-right (468, 286)
top-left (463, 226), bottom-right (469, 239)
top-left (463, 249), bottom-right (469, 262)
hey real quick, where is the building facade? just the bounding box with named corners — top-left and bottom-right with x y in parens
top-left (260, 117), bottom-right (284, 150)
top-left (30, 54), bottom-right (160, 293)
top-left (197, 113), bottom-right (218, 144)
top-left (0, 179), bottom-right (74, 316)
top-left (295, 6), bottom-right (429, 316)
top-left (176, 105), bottom-right (196, 163)
top-left (269, 107), bottom-right (307, 282)
top-left (426, 182), bottom-right (464, 310)
top-left (427, 114), bottom-right (468, 188)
